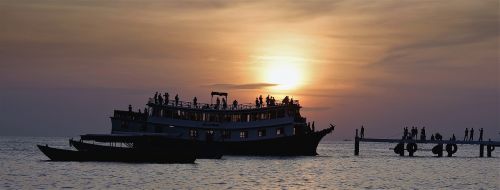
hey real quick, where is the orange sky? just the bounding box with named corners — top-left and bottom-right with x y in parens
top-left (0, 0), bottom-right (498, 139)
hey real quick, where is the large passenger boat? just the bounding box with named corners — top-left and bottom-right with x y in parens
top-left (82, 91), bottom-right (335, 156)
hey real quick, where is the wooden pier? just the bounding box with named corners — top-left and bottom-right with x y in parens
top-left (354, 137), bottom-right (499, 157)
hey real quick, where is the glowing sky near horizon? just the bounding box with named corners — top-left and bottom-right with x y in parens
top-left (0, 0), bottom-right (498, 139)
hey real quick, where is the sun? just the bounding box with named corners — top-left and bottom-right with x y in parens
top-left (261, 55), bottom-right (304, 90)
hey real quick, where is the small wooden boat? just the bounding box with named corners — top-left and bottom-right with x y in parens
top-left (71, 137), bottom-right (223, 159)
top-left (37, 144), bottom-right (196, 163)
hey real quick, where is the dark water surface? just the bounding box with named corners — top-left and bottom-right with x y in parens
top-left (1, 137), bottom-right (498, 189)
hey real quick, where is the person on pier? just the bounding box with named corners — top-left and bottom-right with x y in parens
top-left (128, 104), bottom-right (132, 112)
top-left (430, 134), bottom-right (435, 141)
top-left (193, 97), bottom-right (198, 107)
top-left (175, 94), bottom-right (179, 106)
top-left (420, 127), bottom-right (426, 141)
top-left (360, 126), bottom-right (365, 139)
top-left (403, 127), bottom-right (408, 139)
top-left (469, 128), bottom-right (474, 141)
top-left (479, 128), bottom-right (483, 141)
top-left (452, 134), bottom-right (456, 141)
top-left (464, 128), bottom-right (468, 141)
top-left (435, 133), bottom-right (442, 140)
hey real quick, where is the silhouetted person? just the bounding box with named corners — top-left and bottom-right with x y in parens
top-left (259, 95), bottom-right (263, 107)
top-left (430, 134), bottom-right (435, 141)
top-left (312, 121), bottom-right (315, 132)
top-left (266, 95), bottom-right (270, 106)
top-left (144, 108), bottom-right (148, 116)
top-left (215, 97), bottom-right (221, 109)
top-left (452, 134), bottom-right (456, 141)
top-left (420, 127), bottom-right (426, 140)
top-left (128, 104), bottom-right (132, 112)
top-left (164, 93), bottom-right (169, 105)
top-left (479, 128), bottom-right (483, 141)
top-left (158, 94), bottom-right (163, 105)
top-left (469, 128), bottom-right (474, 141)
top-left (255, 98), bottom-right (260, 108)
top-left (435, 133), bottom-right (442, 140)
top-left (360, 125), bottom-right (365, 139)
top-left (222, 98), bottom-right (227, 109)
top-left (290, 98), bottom-right (294, 105)
top-left (464, 128), bottom-right (468, 141)
top-left (193, 97), bottom-right (197, 107)
top-left (403, 127), bottom-right (408, 139)
top-left (233, 100), bottom-right (238, 109)
top-left (154, 92), bottom-right (159, 104)
top-left (175, 94), bottom-right (179, 106)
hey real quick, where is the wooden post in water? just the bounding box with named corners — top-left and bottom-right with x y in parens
top-left (354, 136), bottom-right (360, 156)
top-left (487, 145), bottom-right (494, 157)
top-left (479, 144), bottom-right (484, 157)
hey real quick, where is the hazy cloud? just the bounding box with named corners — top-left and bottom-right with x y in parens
top-left (205, 83), bottom-right (278, 90)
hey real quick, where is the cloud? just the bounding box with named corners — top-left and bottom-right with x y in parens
top-left (204, 83), bottom-right (278, 90)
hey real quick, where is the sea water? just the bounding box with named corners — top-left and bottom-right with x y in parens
top-left (1, 136), bottom-right (498, 189)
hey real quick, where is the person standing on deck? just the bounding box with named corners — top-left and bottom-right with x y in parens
top-left (259, 95), bottom-right (263, 107)
top-left (360, 126), bottom-right (365, 139)
top-left (175, 94), bottom-right (179, 106)
top-left (420, 127), bottom-right (426, 141)
top-left (479, 128), bottom-right (483, 141)
top-left (469, 128), bottom-right (474, 141)
top-left (154, 92), bottom-right (158, 104)
top-left (193, 97), bottom-right (198, 107)
top-left (464, 128), bottom-right (469, 141)
top-left (232, 100), bottom-right (238, 110)
top-left (164, 93), bottom-right (169, 105)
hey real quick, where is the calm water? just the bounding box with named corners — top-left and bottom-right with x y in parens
top-left (1, 136), bottom-right (498, 189)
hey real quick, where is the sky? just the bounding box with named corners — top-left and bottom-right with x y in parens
top-left (0, 0), bottom-right (498, 140)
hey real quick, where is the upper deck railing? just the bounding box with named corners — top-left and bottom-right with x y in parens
top-left (147, 98), bottom-right (300, 111)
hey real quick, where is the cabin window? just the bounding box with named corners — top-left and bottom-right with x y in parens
top-left (189, 129), bottom-right (198, 137)
top-left (276, 127), bottom-right (284, 135)
top-left (222, 130), bottom-right (231, 139)
top-left (240, 131), bottom-right (248, 138)
top-left (121, 121), bottom-right (128, 129)
top-left (206, 129), bottom-right (214, 135)
top-left (258, 129), bottom-right (267, 137)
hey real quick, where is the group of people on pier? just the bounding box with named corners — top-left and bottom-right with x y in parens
top-left (403, 126), bottom-right (426, 140)
top-left (399, 126), bottom-right (486, 142)
top-left (464, 128), bottom-right (484, 141)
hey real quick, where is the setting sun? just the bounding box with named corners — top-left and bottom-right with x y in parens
top-left (262, 56), bottom-right (303, 90)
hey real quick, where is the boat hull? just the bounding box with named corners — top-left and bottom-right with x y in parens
top-left (37, 145), bottom-right (196, 163)
top-left (70, 139), bottom-right (223, 159)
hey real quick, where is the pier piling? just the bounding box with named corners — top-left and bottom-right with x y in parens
top-left (480, 144), bottom-right (484, 157)
top-left (353, 135), bottom-right (499, 157)
top-left (354, 136), bottom-right (359, 156)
